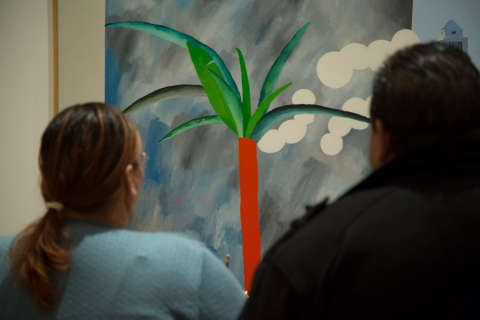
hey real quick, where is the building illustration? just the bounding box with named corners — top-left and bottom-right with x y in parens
top-left (439, 20), bottom-right (468, 52)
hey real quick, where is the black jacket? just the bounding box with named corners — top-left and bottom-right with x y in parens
top-left (240, 142), bottom-right (480, 319)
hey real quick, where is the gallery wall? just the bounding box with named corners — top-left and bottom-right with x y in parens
top-left (58, 0), bottom-right (105, 110)
top-left (0, 0), bottom-right (478, 236)
top-left (0, 0), bottom-right (105, 236)
top-left (0, 0), bottom-right (53, 236)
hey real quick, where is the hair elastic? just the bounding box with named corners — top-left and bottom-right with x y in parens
top-left (45, 201), bottom-right (64, 212)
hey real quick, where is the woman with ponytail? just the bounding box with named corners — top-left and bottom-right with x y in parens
top-left (0, 103), bottom-right (245, 319)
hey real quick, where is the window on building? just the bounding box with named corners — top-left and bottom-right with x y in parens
top-left (446, 41), bottom-right (463, 50)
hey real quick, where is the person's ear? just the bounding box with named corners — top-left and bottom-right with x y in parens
top-left (370, 119), bottom-right (391, 169)
top-left (124, 164), bottom-right (139, 197)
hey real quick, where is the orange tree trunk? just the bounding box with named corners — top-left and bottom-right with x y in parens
top-left (237, 137), bottom-right (262, 293)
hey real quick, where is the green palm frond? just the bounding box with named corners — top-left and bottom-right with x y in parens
top-left (251, 104), bottom-right (370, 141)
top-left (245, 82), bottom-right (292, 138)
top-left (159, 115), bottom-right (223, 142)
top-left (106, 21), bottom-right (240, 97)
top-left (187, 41), bottom-right (241, 135)
top-left (122, 85), bottom-right (205, 114)
top-left (236, 48), bottom-right (251, 130)
top-left (207, 67), bottom-right (244, 136)
top-left (109, 21), bottom-right (326, 143)
top-left (257, 23), bottom-right (310, 114)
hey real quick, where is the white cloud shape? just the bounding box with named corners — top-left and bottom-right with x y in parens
top-left (294, 114), bottom-right (314, 125)
top-left (316, 52), bottom-right (354, 89)
top-left (292, 89), bottom-right (315, 125)
top-left (257, 129), bottom-right (285, 154)
top-left (257, 89), bottom-right (317, 153)
top-left (342, 96), bottom-right (370, 130)
top-left (390, 29), bottom-right (422, 53)
top-left (317, 29), bottom-right (420, 88)
top-left (367, 40), bottom-right (392, 71)
top-left (259, 30), bottom-right (418, 155)
top-left (279, 120), bottom-right (308, 144)
top-left (320, 133), bottom-right (343, 156)
top-left (258, 92), bottom-right (371, 155)
top-left (320, 96), bottom-right (371, 156)
top-left (292, 89), bottom-right (316, 104)
top-left (341, 43), bottom-right (369, 70)
top-left (328, 117), bottom-right (352, 137)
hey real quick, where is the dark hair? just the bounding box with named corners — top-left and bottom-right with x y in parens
top-left (370, 42), bottom-right (480, 155)
top-left (9, 103), bottom-right (138, 310)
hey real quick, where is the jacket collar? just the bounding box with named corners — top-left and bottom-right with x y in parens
top-left (342, 140), bottom-right (480, 197)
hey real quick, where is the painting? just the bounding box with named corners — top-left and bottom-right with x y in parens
top-left (105, 0), bottom-right (414, 289)
top-left (413, 0), bottom-right (479, 67)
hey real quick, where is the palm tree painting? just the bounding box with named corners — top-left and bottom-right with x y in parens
top-left (106, 21), bottom-right (369, 291)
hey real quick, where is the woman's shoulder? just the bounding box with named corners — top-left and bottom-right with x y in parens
top-left (69, 221), bottom-right (208, 264)
top-left (119, 229), bottom-right (208, 257)
top-left (111, 228), bottom-right (206, 250)
top-left (68, 223), bottom-right (212, 288)
top-left (0, 236), bottom-right (13, 253)
top-left (0, 236), bottom-right (13, 272)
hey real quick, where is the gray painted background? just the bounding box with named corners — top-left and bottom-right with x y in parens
top-left (106, 0), bottom-right (412, 284)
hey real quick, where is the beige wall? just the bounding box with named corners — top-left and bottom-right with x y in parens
top-left (58, 0), bottom-right (105, 110)
top-left (0, 0), bottom-right (105, 236)
top-left (0, 0), bottom-right (53, 236)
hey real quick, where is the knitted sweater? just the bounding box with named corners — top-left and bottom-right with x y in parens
top-left (0, 220), bottom-right (245, 319)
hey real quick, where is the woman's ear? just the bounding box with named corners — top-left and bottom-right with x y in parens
top-left (124, 164), bottom-right (140, 197)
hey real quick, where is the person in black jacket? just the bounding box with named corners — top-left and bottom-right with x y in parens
top-left (239, 42), bottom-right (480, 319)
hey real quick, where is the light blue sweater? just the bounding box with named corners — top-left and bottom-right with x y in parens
top-left (0, 220), bottom-right (245, 319)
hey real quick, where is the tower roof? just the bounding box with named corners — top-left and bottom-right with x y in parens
top-left (443, 19), bottom-right (462, 31)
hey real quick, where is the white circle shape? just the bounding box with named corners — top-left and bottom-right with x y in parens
top-left (342, 97), bottom-right (368, 115)
top-left (320, 133), bottom-right (343, 156)
top-left (340, 43), bottom-right (369, 70)
top-left (328, 117), bottom-right (352, 137)
top-left (292, 89), bottom-right (316, 104)
top-left (294, 114), bottom-right (315, 125)
top-left (366, 96), bottom-right (372, 118)
top-left (342, 97), bottom-right (369, 130)
top-left (279, 120), bottom-right (308, 144)
top-left (367, 40), bottom-right (392, 71)
top-left (390, 29), bottom-right (420, 54)
top-left (258, 130), bottom-right (285, 153)
top-left (317, 51), bottom-right (353, 88)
